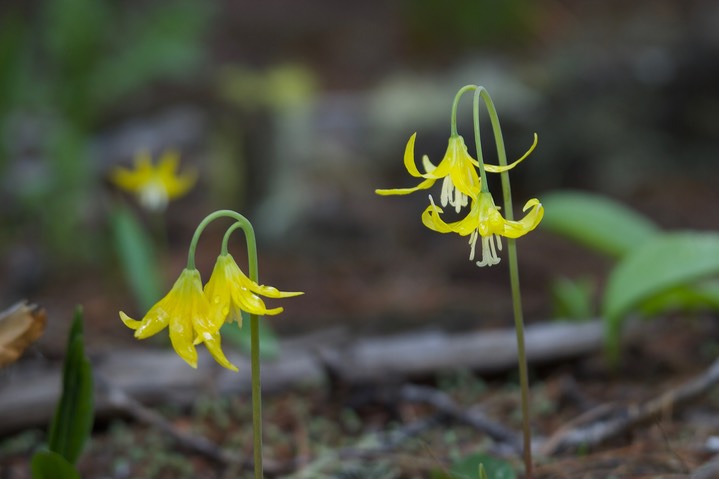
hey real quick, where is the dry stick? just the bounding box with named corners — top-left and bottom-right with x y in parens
top-left (541, 357), bottom-right (719, 455)
top-left (691, 454), bottom-right (719, 479)
top-left (98, 376), bottom-right (244, 466)
top-left (398, 384), bottom-right (522, 454)
top-left (290, 384), bottom-right (519, 476)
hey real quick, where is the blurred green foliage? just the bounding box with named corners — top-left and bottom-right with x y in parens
top-left (0, 0), bottom-right (211, 263)
top-left (551, 276), bottom-right (595, 322)
top-left (110, 204), bottom-right (163, 310)
top-left (541, 191), bottom-right (719, 360)
top-left (541, 191), bottom-right (659, 258)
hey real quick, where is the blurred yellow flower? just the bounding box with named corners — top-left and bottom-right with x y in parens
top-left (120, 268), bottom-right (238, 371)
top-left (422, 191), bottom-right (544, 267)
top-left (204, 254), bottom-right (303, 329)
top-left (375, 133), bottom-right (536, 213)
top-left (111, 150), bottom-right (197, 211)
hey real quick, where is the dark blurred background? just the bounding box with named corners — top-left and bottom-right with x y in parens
top-left (1, 0), bottom-right (718, 355)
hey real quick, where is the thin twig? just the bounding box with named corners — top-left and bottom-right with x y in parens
top-left (96, 376), bottom-right (269, 470)
top-left (398, 384), bottom-right (522, 454)
top-left (542, 357), bottom-right (719, 455)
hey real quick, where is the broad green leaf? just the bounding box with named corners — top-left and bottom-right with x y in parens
top-left (110, 204), bottom-right (163, 311)
top-left (431, 452), bottom-right (516, 479)
top-left (540, 191), bottom-right (659, 257)
top-left (220, 313), bottom-right (279, 360)
top-left (48, 307), bottom-right (94, 465)
top-left (639, 280), bottom-right (719, 317)
top-left (31, 450), bottom-right (80, 479)
top-left (603, 232), bottom-right (719, 356)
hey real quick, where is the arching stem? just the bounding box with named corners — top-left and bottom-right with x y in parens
top-left (474, 88), bottom-right (533, 478)
top-left (187, 210), bottom-right (264, 479)
top-left (450, 84), bottom-right (478, 137)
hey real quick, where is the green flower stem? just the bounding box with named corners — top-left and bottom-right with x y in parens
top-left (473, 88), bottom-right (533, 478)
top-left (188, 210), bottom-right (264, 479)
top-left (221, 221), bottom-right (244, 255)
top-left (450, 84), bottom-right (478, 137)
top-left (472, 88), bottom-right (489, 193)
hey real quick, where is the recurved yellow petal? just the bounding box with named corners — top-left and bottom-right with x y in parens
top-left (484, 133), bottom-right (538, 173)
top-left (205, 254), bottom-right (303, 325)
top-left (197, 331), bottom-right (238, 372)
top-left (375, 177), bottom-right (435, 196)
top-left (403, 133), bottom-right (422, 177)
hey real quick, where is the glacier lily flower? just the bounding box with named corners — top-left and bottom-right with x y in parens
top-left (120, 268), bottom-right (238, 371)
top-left (422, 191), bottom-right (544, 267)
top-left (111, 150), bottom-right (197, 211)
top-left (204, 253), bottom-right (303, 329)
top-left (376, 133), bottom-right (537, 213)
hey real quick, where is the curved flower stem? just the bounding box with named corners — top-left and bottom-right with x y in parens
top-left (450, 84), bottom-right (478, 137)
top-left (187, 210), bottom-right (264, 479)
top-left (472, 89), bottom-right (489, 193)
top-left (221, 221), bottom-right (244, 256)
top-left (475, 89), bottom-right (533, 478)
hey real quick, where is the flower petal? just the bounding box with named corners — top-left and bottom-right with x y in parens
top-left (169, 311), bottom-right (198, 368)
top-left (484, 133), bottom-right (538, 173)
top-left (247, 282), bottom-right (303, 298)
top-left (403, 133), bottom-right (422, 177)
top-left (421, 197), bottom-right (454, 234)
top-left (421, 155), bottom-right (436, 174)
top-left (501, 198), bottom-right (544, 238)
top-left (375, 177), bottom-right (436, 196)
top-left (119, 312), bottom-right (142, 330)
top-left (132, 304), bottom-right (170, 339)
top-left (198, 331), bottom-right (239, 372)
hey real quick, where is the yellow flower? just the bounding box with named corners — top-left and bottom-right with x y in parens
top-left (204, 254), bottom-right (303, 329)
top-left (422, 191), bottom-right (544, 267)
top-left (111, 150), bottom-right (197, 211)
top-left (375, 133), bottom-right (536, 213)
top-left (120, 268), bottom-right (238, 371)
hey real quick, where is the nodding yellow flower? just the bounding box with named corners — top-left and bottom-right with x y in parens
top-left (375, 133), bottom-right (536, 213)
top-left (120, 268), bottom-right (238, 371)
top-left (204, 254), bottom-right (303, 329)
top-left (422, 191), bottom-right (544, 267)
top-left (111, 150), bottom-right (197, 211)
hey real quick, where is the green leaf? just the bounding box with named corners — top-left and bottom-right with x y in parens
top-left (47, 307), bottom-right (94, 465)
top-left (110, 204), bottom-right (163, 311)
top-left (540, 190), bottom-right (659, 257)
top-left (31, 450), bottom-right (80, 479)
top-left (220, 314), bottom-right (279, 360)
top-left (551, 276), bottom-right (595, 321)
top-left (431, 452), bottom-right (516, 479)
top-left (639, 280), bottom-right (719, 317)
top-left (603, 232), bottom-right (719, 357)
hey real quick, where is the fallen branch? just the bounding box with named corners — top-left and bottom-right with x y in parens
top-left (398, 384), bottom-right (522, 454)
top-left (0, 319), bottom-right (612, 435)
top-left (541, 357), bottom-right (719, 455)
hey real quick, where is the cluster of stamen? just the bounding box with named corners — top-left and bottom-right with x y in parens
top-left (440, 175), bottom-right (469, 213)
top-left (469, 230), bottom-right (502, 267)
